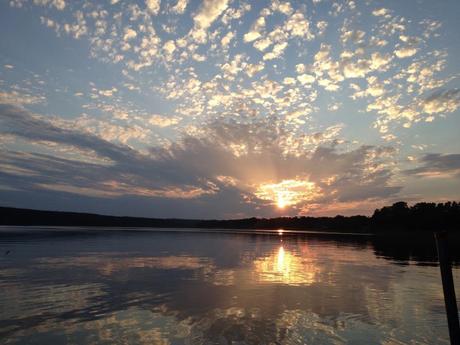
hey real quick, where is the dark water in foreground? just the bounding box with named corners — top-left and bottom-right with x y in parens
top-left (0, 227), bottom-right (459, 345)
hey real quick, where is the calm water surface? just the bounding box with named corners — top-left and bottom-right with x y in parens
top-left (0, 227), bottom-right (459, 345)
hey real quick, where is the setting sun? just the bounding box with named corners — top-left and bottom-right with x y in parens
top-left (1, 0), bottom-right (459, 343)
top-left (277, 193), bottom-right (286, 209)
top-left (255, 179), bottom-right (320, 209)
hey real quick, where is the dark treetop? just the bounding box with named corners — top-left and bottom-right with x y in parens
top-left (1, 201), bottom-right (459, 233)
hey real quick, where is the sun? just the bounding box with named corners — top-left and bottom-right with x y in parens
top-left (277, 193), bottom-right (286, 209)
top-left (255, 179), bottom-right (321, 209)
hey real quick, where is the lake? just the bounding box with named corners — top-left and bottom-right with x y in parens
top-left (0, 227), bottom-right (459, 344)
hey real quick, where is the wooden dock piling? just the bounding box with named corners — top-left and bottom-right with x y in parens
top-left (435, 231), bottom-right (460, 345)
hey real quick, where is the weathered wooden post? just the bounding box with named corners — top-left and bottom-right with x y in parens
top-left (435, 231), bottom-right (460, 345)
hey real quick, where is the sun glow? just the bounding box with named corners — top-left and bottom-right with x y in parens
top-left (255, 179), bottom-right (321, 209)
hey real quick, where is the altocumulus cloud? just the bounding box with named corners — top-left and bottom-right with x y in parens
top-left (0, 104), bottom-right (402, 217)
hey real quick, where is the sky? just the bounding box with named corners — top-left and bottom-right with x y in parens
top-left (0, 0), bottom-right (459, 219)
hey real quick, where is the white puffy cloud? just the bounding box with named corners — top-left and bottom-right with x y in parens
top-left (271, 0), bottom-right (293, 15)
top-left (149, 115), bottom-right (181, 127)
top-left (342, 60), bottom-right (371, 78)
top-left (0, 91), bottom-right (46, 105)
top-left (420, 89), bottom-right (460, 115)
top-left (284, 11), bottom-right (314, 40)
top-left (297, 74), bottom-right (315, 85)
top-left (171, 0), bottom-right (187, 14)
top-left (163, 40), bottom-right (176, 54)
top-left (341, 29), bottom-right (365, 45)
top-left (188, 0), bottom-right (229, 44)
top-left (33, 0), bottom-right (65, 10)
top-left (193, 0), bottom-right (229, 30)
top-left (244, 16), bottom-right (266, 42)
top-left (263, 42), bottom-right (288, 60)
top-left (369, 52), bottom-right (392, 70)
top-left (316, 21), bottom-right (328, 35)
top-left (283, 77), bottom-right (296, 85)
top-left (253, 37), bottom-right (272, 51)
top-left (221, 31), bottom-right (234, 47)
top-left (372, 8), bottom-right (388, 16)
top-left (395, 47), bottom-right (418, 58)
top-left (98, 87), bottom-right (118, 97)
top-left (394, 35), bottom-right (420, 58)
top-left (244, 62), bottom-right (265, 77)
top-left (123, 27), bottom-right (137, 41)
top-left (62, 10), bottom-right (87, 39)
top-left (146, 0), bottom-right (161, 15)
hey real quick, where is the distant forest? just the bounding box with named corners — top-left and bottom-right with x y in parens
top-left (1, 201), bottom-right (459, 232)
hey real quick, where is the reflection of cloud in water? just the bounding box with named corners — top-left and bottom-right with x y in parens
top-left (1, 283), bottom-right (105, 317)
top-left (0, 282), bottom-right (107, 338)
top-left (205, 268), bottom-right (236, 286)
top-left (36, 255), bottom-right (215, 276)
top-left (79, 308), bottom-right (179, 345)
top-left (0, 231), bottom-right (456, 344)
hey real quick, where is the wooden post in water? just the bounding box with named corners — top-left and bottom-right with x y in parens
top-left (435, 231), bottom-right (460, 345)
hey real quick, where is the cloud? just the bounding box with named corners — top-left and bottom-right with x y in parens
top-left (163, 40), bottom-right (176, 54)
top-left (123, 27), bottom-right (137, 41)
top-left (297, 74), bottom-right (315, 85)
top-left (171, 0), bottom-right (187, 14)
top-left (253, 37), bottom-right (272, 51)
top-left (394, 35), bottom-right (420, 58)
top-left (0, 91), bottom-right (46, 105)
top-left (341, 29), bottom-right (366, 45)
top-left (33, 0), bottom-right (66, 10)
top-left (244, 16), bottom-right (266, 42)
top-left (3, 0), bottom-right (458, 216)
top-left (420, 89), bottom-right (460, 115)
top-left (0, 104), bottom-right (402, 217)
top-left (0, 104), bottom-right (133, 162)
top-left (284, 11), bottom-right (313, 40)
top-left (316, 21), bottom-right (328, 35)
top-left (149, 114), bottom-right (180, 127)
top-left (244, 62), bottom-right (264, 77)
top-left (271, 1), bottom-right (293, 15)
top-left (187, 0), bottom-right (229, 44)
top-left (342, 59), bottom-right (371, 78)
top-left (394, 47), bottom-right (417, 58)
top-left (405, 153), bottom-right (460, 178)
top-left (372, 8), bottom-right (389, 16)
top-left (369, 52), bottom-right (392, 70)
top-left (62, 10), bottom-right (87, 39)
top-left (221, 31), bottom-right (234, 47)
top-left (98, 87), bottom-right (118, 97)
top-left (263, 42), bottom-right (288, 60)
top-left (0, 104), bottom-right (217, 202)
top-left (146, 0), bottom-right (161, 15)
top-left (193, 0), bottom-right (229, 30)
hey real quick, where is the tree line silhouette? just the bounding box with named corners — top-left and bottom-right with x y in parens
top-left (1, 201), bottom-right (459, 232)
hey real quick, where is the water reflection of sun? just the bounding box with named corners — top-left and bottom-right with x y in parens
top-left (277, 246), bottom-right (287, 272)
top-left (253, 246), bottom-right (320, 286)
